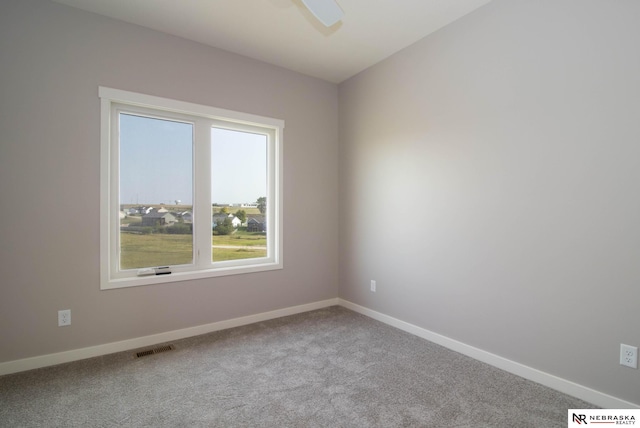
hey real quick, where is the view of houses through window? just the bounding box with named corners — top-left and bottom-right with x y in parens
top-left (119, 115), bottom-right (268, 270)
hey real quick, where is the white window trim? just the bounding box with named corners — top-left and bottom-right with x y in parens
top-left (99, 87), bottom-right (284, 290)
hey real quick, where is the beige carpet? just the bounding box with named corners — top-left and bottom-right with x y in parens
top-left (0, 306), bottom-right (594, 427)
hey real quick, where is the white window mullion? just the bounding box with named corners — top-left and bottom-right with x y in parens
top-left (194, 119), bottom-right (212, 269)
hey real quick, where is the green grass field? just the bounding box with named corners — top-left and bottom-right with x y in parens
top-left (212, 247), bottom-right (267, 261)
top-left (212, 231), bottom-right (267, 247)
top-left (120, 233), bottom-right (193, 270)
top-left (120, 229), bottom-right (267, 269)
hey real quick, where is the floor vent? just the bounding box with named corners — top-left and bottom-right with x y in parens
top-left (135, 344), bottom-right (175, 358)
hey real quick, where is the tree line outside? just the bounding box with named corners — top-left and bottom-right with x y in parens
top-left (213, 197), bottom-right (265, 236)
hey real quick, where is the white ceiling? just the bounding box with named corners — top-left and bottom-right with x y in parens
top-left (52, 0), bottom-right (492, 83)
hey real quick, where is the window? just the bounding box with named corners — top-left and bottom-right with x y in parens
top-left (100, 87), bottom-right (283, 289)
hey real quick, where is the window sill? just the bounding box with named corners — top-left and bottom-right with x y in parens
top-left (101, 261), bottom-right (283, 290)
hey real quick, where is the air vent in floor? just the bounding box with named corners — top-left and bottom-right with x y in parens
top-left (135, 344), bottom-right (175, 358)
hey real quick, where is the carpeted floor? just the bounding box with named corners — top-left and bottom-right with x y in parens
top-left (0, 306), bottom-right (594, 427)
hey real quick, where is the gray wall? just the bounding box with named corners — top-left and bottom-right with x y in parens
top-left (0, 0), bottom-right (339, 362)
top-left (339, 0), bottom-right (640, 404)
top-left (2, 0), bottom-right (638, 406)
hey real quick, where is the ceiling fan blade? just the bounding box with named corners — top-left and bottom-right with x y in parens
top-left (300, 0), bottom-right (344, 27)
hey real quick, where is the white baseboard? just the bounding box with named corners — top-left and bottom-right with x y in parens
top-left (338, 299), bottom-right (639, 409)
top-left (2, 296), bottom-right (637, 409)
top-left (0, 298), bottom-right (339, 376)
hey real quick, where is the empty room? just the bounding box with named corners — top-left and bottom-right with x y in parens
top-left (1, 0), bottom-right (638, 426)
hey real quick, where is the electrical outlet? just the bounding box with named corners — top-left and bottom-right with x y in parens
top-left (620, 344), bottom-right (638, 369)
top-left (58, 309), bottom-right (71, 327)
top-left (370, 280), bottom-right (376, 292)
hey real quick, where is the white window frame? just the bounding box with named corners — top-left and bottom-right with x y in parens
top-left (100, 87), bottom-right (284, 290)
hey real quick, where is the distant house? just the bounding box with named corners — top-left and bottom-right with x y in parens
top-left (247, 215), bottom-right (266, 232)
top-left (212, 213), bottom-right (241, 228)
top-left (142, 211), bottom-right (176, 227)
top-left (119, 211), bottom-right (127, 219)
top-left (181, 211), bottom-right (193, 224)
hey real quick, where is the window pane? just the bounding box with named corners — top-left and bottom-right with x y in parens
top-left (211, 128), bottom-right (267, 262)
top-left (119, 113), bottom-right (193, 270)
